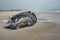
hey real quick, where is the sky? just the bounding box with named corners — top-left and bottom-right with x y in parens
top-left (0, 0), bottom-right (60, 11)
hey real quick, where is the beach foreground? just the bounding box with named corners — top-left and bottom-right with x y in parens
top-left (0, 11), bottom-right (60, 40)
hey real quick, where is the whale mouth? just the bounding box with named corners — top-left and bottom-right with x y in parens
top-left (5, 22), bottom-right (17, 29)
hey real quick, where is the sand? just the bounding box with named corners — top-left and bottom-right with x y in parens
top-left (0, 11), bottom-right (60, 40)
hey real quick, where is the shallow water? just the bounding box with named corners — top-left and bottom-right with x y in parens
top-left (0, 11), bottom-right (60, 40)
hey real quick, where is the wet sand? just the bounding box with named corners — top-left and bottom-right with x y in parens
top-left (0, 11), bottom-right (60, 40)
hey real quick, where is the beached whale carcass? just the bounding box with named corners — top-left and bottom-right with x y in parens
top-left (5, 11), bottom-right (37, 29)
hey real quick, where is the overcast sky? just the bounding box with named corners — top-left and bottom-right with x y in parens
top-left (0, 0), bottom-right (60, 11)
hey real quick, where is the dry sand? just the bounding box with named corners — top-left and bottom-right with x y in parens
top-left (0, 11), bottom-right (60, 40)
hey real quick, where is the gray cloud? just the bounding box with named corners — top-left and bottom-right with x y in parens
top-left (0, 0), bottom-right (60, 11)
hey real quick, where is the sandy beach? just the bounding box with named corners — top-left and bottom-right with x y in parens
top-left (0, 11), bottom-right (60, 40)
